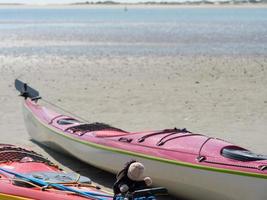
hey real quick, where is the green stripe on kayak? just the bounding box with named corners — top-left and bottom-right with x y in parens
top-left (25, 103), bottom-right (267, 180)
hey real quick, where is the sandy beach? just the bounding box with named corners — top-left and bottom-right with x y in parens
top-left (0, 5), bottom-right (266, 199)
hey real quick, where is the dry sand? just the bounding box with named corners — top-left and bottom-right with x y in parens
top-left (0, 53), bottom-right (266, 198)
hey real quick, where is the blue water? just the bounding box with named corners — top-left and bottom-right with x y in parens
top-left (0, 8), bottom-right (266, 56)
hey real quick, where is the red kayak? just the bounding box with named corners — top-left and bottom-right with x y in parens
top-left (15, 79), bottom-right (267, 200)
top-left (0, 144), bottom-right (113, 200)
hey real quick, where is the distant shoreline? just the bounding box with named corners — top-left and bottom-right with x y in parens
top-left (0, 3), bottom-right (266, 9)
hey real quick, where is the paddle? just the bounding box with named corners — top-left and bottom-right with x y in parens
top-left (0, 167), bottom-right (112, 200)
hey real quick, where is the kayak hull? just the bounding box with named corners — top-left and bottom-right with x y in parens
top-left (22, 100), bottom-right (267, 200)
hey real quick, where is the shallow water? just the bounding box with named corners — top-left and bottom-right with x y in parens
top-left (0, 7), bottom-right (266, 56)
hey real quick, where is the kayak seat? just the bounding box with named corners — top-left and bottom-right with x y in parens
top-left (93, 130), bottom-right (128, 138)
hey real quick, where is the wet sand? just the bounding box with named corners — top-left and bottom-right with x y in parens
top-left (0, 53), bottom-right (266, 199)
top-left (1, 4), bottom-right (267, 9)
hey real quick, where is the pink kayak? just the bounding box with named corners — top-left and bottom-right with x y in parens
top-left (15, 79), bottom-right (267, 200)
top-left (0, 144), bottom-right (113, 200)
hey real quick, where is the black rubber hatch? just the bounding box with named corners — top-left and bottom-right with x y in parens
top-left (222, 147), bottom-right (267, 162)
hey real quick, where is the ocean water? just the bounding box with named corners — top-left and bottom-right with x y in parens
top-left (0, 7), bottom-right (266, 56)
